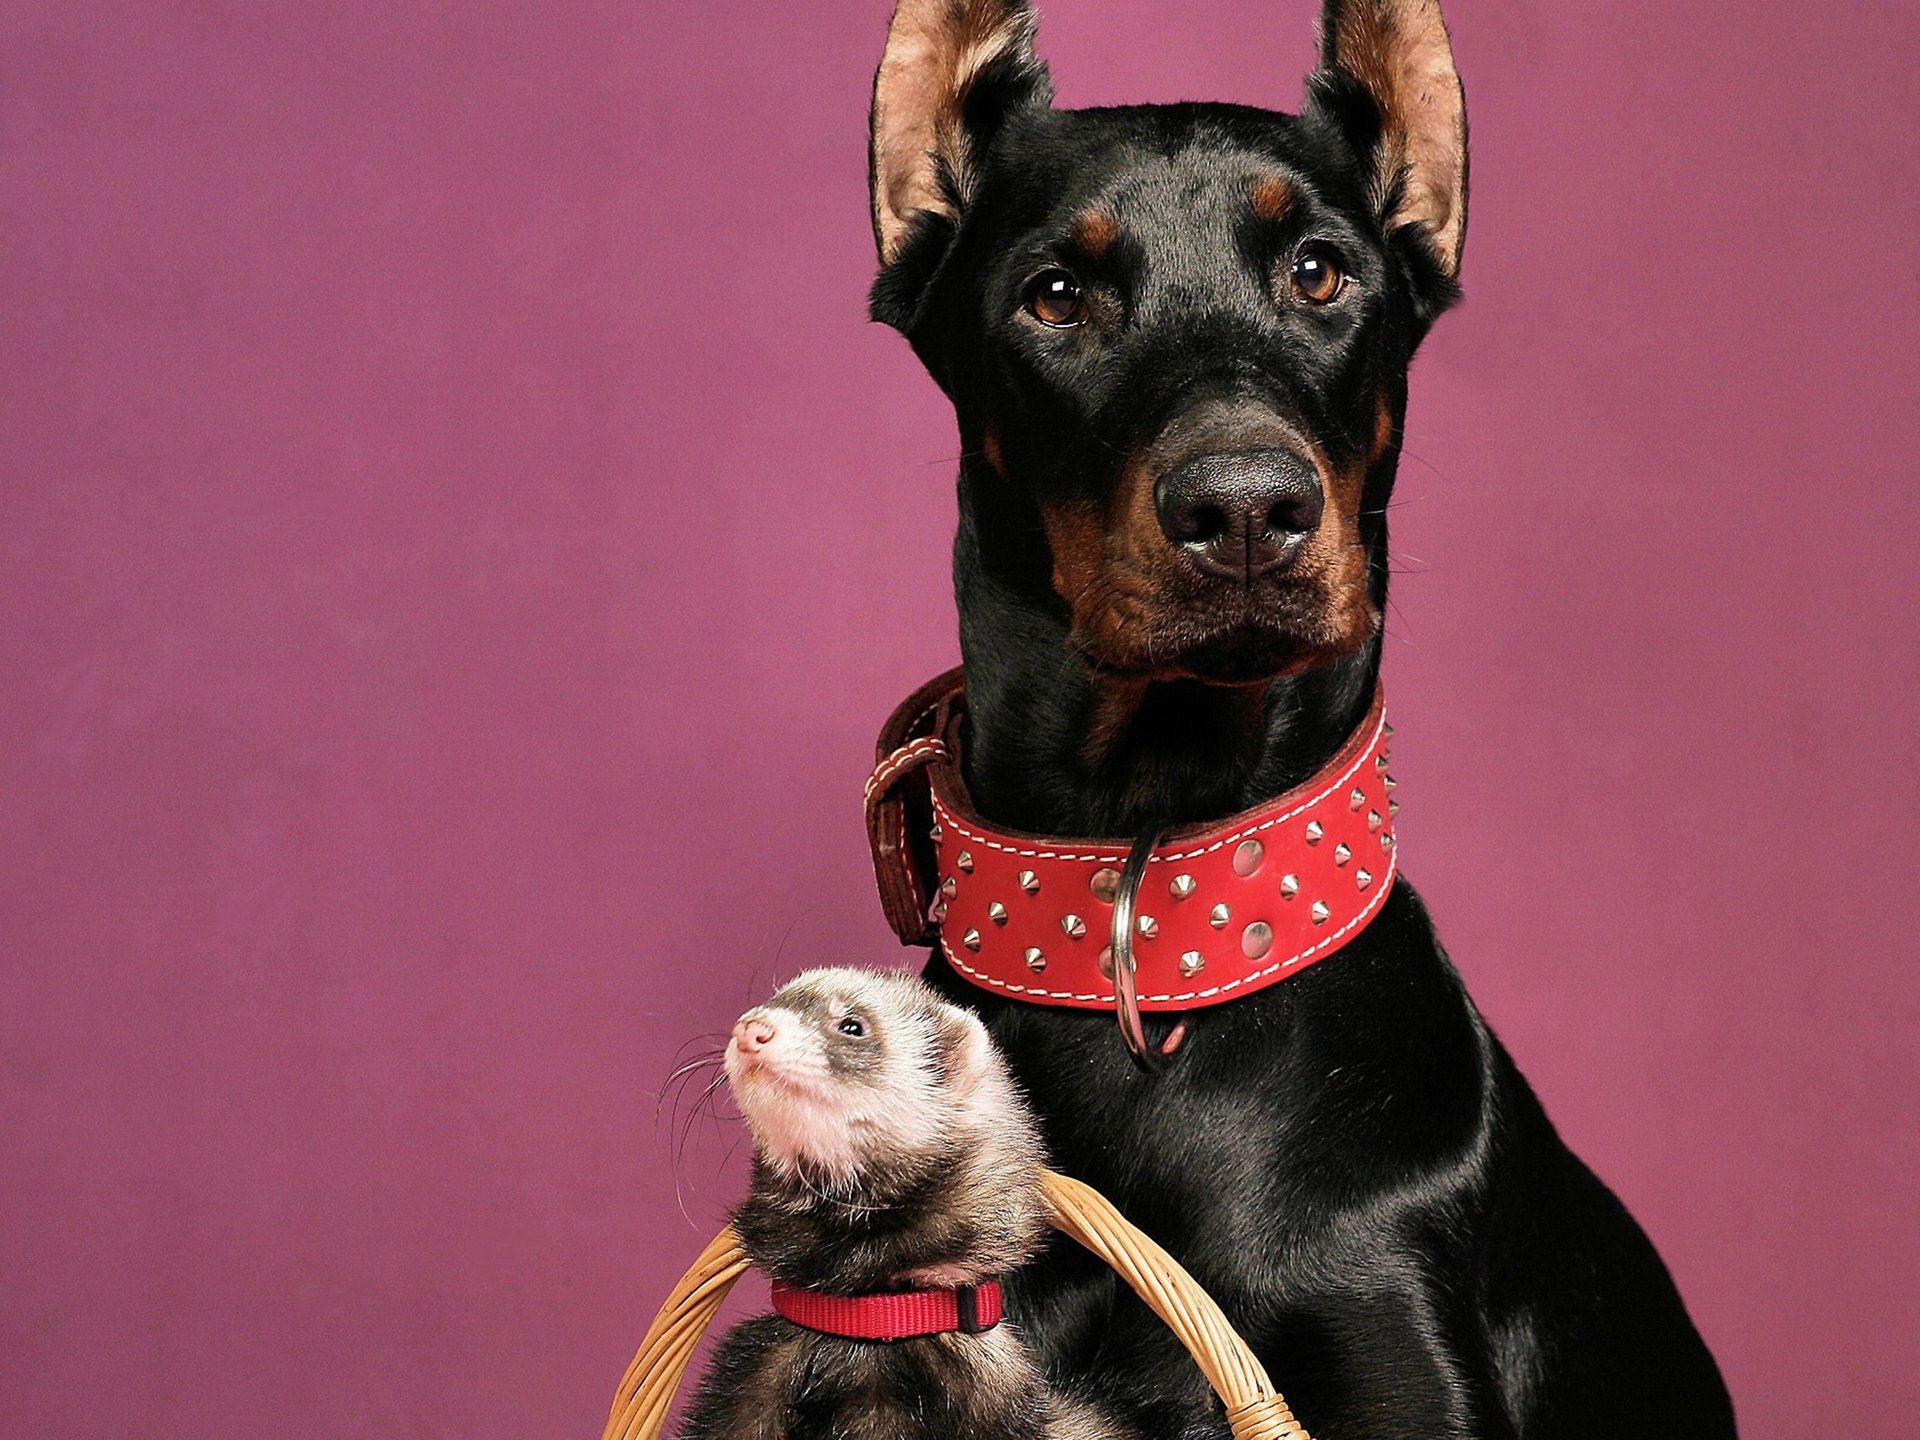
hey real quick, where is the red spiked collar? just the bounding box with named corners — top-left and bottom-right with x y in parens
top-left (771, 1278), bottom-right (1003, 1342)
top-left (866, 670), bottom-right (1398, 1029)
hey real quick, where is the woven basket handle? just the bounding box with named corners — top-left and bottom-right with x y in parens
top-left (598, 1169), bottom-right (1309, 1440)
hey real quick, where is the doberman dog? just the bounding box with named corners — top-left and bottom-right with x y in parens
top-left (862, 0), bottom-right (1736, 1435)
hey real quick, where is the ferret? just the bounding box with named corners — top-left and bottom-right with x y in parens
top-left (675, 966), bottom-right (1130, 1440)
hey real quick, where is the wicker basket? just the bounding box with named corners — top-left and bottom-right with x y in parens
top-left (599, 1168), bottom-right (1311, 1440)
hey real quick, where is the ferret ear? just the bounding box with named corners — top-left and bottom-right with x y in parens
top-left (1307, 0), bottom-right (1468, 282)
top-left (936, 1006), bottom-right (997, 1096)
top-left (868, 0), bottom-right (1051, 285)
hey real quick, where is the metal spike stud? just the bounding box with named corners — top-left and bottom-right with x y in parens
top-left (987, 901), bottom-right (1008, 926)
top-left (1280, 873), bottom-right (1299, 898)
top-left (1090, 867), bottom-right (1121, 903)
top-left (940, 876), bottom-right (958, 898)
top-left (1350, 788), bottom-right (1367, 811)
top-left (1389, 799), bottom-right (1401, 816)
top-left (1334, 842), bottom-right (1352, 866)
top-left (1241, 922), bottom-right (1273, 960)
top-left (962, 928), bottom-right (982, 952)
top-left (1137, 914), bottom-right (1159, 940)
top-left (1384, 775), bottom-right (1397, 792)
top-left (1209, 902), bottom-right (1231, 929)
top-left (1367, 810), bottom-right (1383, 832)
top-left (1381, 832), bottom-right (1395, 851)
top-left (955, 850), bottom-right (974, 873)
top-left (1233, 839), bottom-right (1265, 876)
top-left (1355, 868), bottom-right (1373, 891)
top-left (929, 823), bottom-right (943, 844)
top-left (1096, 946), bottom-right (1114, 979)
top-left (1305, 820), bottom-right (1324, 845)
top-left (1168, 873), bottom-right (1197, 901)
top-left (1018, 869), bottom-right (1041, 895)
top-left (1179, 950), bottom-right (1206, 977)
top-left (1024, 946), bottom-right (1046, 973)
top-left (1375, 753), bottom-right (1389, 775)
top-left (1061, 913), bottom-right (1087, 940)
top-left (1384, 722), bottom-right (1395, 739)
top-left (931, 900), bottom-right (948, 924)
top-left (1311, 900), bottom-right (1330, 925)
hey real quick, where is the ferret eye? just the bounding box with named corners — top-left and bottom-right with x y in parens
top-left (836, 1016), bottom-right (867, 1038)
top-left (1290, 246), bottom-right (1346, 305)
top-left (1024, 269), bottom-right (1086, 328)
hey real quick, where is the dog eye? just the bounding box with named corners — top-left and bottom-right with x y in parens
top-left (836, 1016), bottom-right (867, 1038)
top-left (1290, 247), bottom-right (1346, 305)
top-left (1025, 269), bottom-right (1087, 328)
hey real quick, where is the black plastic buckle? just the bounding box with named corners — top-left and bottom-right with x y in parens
top-left (954, 1284), bottom-right (989, 1335)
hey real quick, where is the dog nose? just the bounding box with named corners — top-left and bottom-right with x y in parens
top-left (732, 1017), bottom-right (776, 1054)
top-left (1155, 448), bottom-right (1324, 580)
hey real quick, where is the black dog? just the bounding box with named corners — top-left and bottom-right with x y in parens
top-left (863, 0), bottom-right (1736, 1434)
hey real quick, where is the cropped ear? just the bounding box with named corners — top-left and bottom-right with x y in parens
top-left (869, 0), bottom-right (1052, 265)
top-left (1311, 0), bottom-right (1468, 278)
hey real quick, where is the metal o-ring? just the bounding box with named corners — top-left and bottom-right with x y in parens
top-left (1107, 826), bottom-right (1165, 1072)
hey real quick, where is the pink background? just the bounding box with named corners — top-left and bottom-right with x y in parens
top-left (4, 0), bottom-right (1916, 1434)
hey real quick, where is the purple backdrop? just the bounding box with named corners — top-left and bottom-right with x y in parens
top-left (4, 0), bottom-right (1916, 1434)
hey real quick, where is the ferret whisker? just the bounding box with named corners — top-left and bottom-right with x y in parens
top-left (656, 1051), bottom-right (724, 1128)
top-left (675, 1070), bottom-right (729, 1147)
top-left (658, 1031), bottom-right (728, 1079)
top-left (668, 1068), bottom-right (738, 1225)
top-left (660, 1052), bottom-right (722, 1093)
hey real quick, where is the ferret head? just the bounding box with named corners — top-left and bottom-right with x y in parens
top-left (724, 967), bottom-right (1005, 1186)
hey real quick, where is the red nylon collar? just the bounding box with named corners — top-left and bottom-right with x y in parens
top-left (770, 1278), bottom-right (1003, 1342)
top-left (866, 670), bottom-right (1398, 1014)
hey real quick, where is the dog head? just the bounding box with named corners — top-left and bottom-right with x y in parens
top-left (870, 0), bottom-right (1465, 688)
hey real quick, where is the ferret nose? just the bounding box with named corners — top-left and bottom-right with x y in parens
top-left (1155, 447), bottom-right (1324, 581)
top-left (732, 1017), bottom-right (776, 1054)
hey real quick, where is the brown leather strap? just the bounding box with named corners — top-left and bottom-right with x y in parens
top-left (865, 667), bottom-right (966, 946)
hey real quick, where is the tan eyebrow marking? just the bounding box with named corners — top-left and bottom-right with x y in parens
top-left (1249, 176), bottom-right (1293, 224)
top-left (1068, 207), bottom-right (1120, 260)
